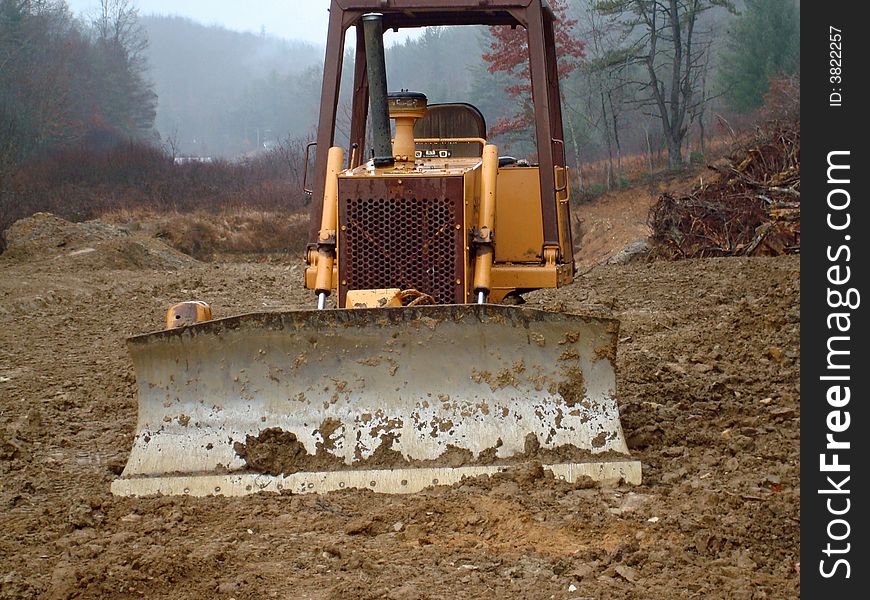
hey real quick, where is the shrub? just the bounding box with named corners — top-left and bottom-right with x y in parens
top-left (1, 139), bottom-right (310, 253)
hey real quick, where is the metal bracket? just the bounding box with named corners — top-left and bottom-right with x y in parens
top-left (552, 138), bottom-right (568, 194)
top-left (318, 230), bottom-right (337, 247)
top-left (543, 246), bottom-right (560, 266)
top-left (470, 227), bottom-right (495, 245)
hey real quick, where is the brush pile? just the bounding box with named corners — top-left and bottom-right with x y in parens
top-left (649, 121), bottom-right (800, 259)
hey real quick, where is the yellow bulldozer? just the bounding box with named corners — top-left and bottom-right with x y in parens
top-left (111, 0), bottom-right (641, 497)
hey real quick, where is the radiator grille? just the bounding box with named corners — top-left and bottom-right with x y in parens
top-left (341, 195), bottom-right (461, 305)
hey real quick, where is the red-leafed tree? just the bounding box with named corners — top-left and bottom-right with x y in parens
top-left (482, 0), bottom-right (585, 137)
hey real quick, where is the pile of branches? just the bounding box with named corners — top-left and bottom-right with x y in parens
top-left (649, 121), bottom-right (800, 259)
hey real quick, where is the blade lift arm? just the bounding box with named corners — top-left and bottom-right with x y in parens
top-left (472, 144), bottom-right (499, 304)
top-left (314, 146), bottom-right (345, 309)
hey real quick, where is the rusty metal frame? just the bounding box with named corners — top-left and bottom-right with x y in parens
top-left (307, 0), bottom-right (567, 259)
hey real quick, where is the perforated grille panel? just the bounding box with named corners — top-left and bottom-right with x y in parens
top-left (338, 177), bottom-right (465, 307)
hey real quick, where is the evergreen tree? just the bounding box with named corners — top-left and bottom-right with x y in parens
top-left (720, 0), bottom-right (800, 113)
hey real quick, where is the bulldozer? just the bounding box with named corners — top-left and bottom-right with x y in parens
top-left (111, 0), bottom-right (641, 498)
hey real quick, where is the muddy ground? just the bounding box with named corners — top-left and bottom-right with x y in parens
top-left (0, 214), bottom-right (799, 599)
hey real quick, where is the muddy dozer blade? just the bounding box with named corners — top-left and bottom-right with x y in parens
top-left (112, 305), bottom-right (640, 497)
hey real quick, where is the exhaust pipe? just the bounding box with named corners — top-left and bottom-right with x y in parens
top-left (362, 13), bottom-right (394, 168)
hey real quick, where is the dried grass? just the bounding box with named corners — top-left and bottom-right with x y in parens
top-left (101, 208), bottom-right (310, 261)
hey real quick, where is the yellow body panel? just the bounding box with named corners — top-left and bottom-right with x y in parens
top-left (490, 263), bottom-right (572, 291)
top-left (345, 288), bottom-right (403, 308)
top-left (494, 167), bottom-right (545, 263)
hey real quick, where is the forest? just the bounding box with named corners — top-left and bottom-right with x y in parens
top-left (1, 0), bottom-right (800, 250)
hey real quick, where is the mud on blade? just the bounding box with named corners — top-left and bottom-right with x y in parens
top-left (113, 305), bottom-right (640, 496)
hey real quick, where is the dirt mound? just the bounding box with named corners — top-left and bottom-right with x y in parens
top-left (649, 121), bottom-right (800, 259)
top-left (2, 212), bottom-right (196, 270)
top-left (572, 187), bottom-right (655, 269)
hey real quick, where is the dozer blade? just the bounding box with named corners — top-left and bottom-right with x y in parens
top-left (112, 305), bottom-right (641, 497)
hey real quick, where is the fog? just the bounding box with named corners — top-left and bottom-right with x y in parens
top-left (66, 0), bottom-right (355, 46)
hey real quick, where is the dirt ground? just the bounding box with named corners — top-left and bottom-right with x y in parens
top-left (0, 210), bottom-right (800, 599)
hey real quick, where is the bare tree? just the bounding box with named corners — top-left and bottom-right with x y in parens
top-left (95, 0), bottom-right (145, 56)
top-left (687, 42), bottom-right (712, 160)
top-left (594, 0), bottom-right (734, 168)
top-left (91, 0), bottom-right (156, 137)
top-left (575, 4), bottom-right (638, 189)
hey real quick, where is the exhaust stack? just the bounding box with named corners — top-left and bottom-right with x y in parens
top-left (362, 14), bottom-right (394, 168)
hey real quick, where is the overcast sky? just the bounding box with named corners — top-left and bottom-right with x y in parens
top-left (65, 0), bottom-right (418, 46)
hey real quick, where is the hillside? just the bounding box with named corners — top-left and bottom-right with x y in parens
top-left (142, 17), bottom-right (492, 157)
top-left (143, 15), bottom-right (323, 157)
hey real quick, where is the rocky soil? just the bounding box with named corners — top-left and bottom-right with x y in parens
top-left (0, 214), bottom-right (800, 599)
